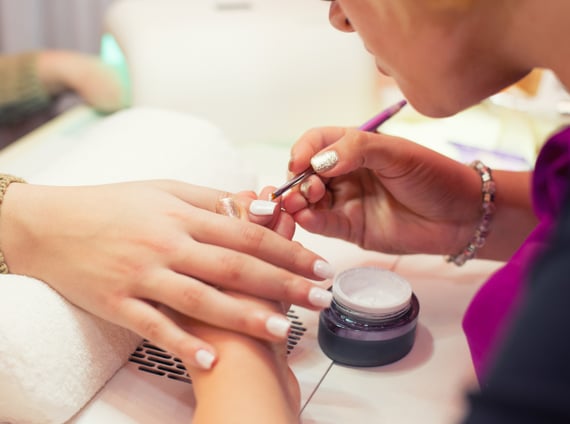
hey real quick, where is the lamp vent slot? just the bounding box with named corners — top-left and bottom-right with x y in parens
top-left (129, 309), bottom-right (306, 383)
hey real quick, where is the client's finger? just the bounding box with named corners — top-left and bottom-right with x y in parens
top-left (115, 297), bottom-right (217, 370)
top-left (186, 210), bottom-right (334, 281)
top-left (215, 191), bottom-right (279, 227)
top-left (164, 238), bottom-right (333, 313)
top-left (288, 127), bottom-right (348, 174)
top-left (137, 270), bottom-right (295, 343)
top-left (253, 186), bottom-right (296, 239)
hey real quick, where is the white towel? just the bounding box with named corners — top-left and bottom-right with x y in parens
top-left (0, 107), bottom-right (257, 423)
top-left (0, 106), bottom-right (256, 190)
top-left (0, 275), bottom-right (142, 424)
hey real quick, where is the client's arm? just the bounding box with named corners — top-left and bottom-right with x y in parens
top-left (35, 50), bottom-right (128, 113)
top-left (0, 50), bottom-right (127, 124)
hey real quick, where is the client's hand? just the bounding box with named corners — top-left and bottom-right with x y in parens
top-left (0, 180), bottom-right (333, 370)
top-left (167, 292), bottom-right (300, 424)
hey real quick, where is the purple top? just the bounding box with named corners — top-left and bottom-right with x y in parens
top-left (463, 126), bottom-right (570, 380)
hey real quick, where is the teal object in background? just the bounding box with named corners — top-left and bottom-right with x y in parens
top-left (100, 33), bottom-right (132, 107)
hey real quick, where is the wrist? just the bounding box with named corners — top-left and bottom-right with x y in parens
top-left (190, 330), bottom-right (298, 424)
top-left (447, 161), bottom-right (496, 266)
top-left (474, 170), bottom-right (536, 261)
top-left (0, 175), bottom-right (27, 273)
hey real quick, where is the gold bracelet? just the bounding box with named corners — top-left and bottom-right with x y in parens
top-left (0, 174), bottom-right (26, 274)
top-left (446, 160), bottom-right (496, 266)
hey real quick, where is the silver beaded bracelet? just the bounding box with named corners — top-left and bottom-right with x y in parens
top-left (446, 160), bottom-right (496, 266)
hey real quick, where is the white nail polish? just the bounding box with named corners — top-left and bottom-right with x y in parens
top-left (313, 259), bottom-right (335, 279)
top-left (309, 287), bottom-right (333, 308)
top-left (311, 150), bottom-right (339, 173)
top-left (195, 349), bottom-right (216, 370)
top-left (249, 200), bottom-right (277, 216)
top-left (266, 316), bottom-right (291, 338)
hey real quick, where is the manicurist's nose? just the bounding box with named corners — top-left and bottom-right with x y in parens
top-left (329, 2), bottom-right (354, 33)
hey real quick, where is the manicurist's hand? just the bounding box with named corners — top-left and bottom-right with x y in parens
top-left (0, 180), bottom-right (334, 370)
top-left (282, 126), bottom-right (534, 259)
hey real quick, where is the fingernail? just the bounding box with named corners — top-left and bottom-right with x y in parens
top-left (313, 259), bottom-right (335, 279)
top-left (195, 349), bottom-right (216, 370)
top-left (266, 316), bottom-right (291, 338)
top-left (309, 287), bottom-right (333, 308)
top-left (287, 157), bottom-right (295, 171)
top-left (215, 197), bottom-right (241, 218)
top-left (300, 180), bottom-right (311, 198)
top-left (249, 200), bottom-right (277, 216)
top-left (311, 150), bottom-right (338, 173)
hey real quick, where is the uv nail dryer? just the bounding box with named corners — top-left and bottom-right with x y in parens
top-left (103, 0), bottom-right (381, 145)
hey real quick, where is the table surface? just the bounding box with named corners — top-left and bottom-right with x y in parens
top-left (0, 105), bottom-right (508, 424)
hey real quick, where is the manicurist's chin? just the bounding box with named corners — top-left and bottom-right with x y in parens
top-left (401, 86), bottom-right (488, 118)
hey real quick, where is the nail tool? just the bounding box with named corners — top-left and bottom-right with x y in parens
top-left (270, 99), bottom-right (407, 200)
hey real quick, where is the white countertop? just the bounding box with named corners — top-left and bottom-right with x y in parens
top-left (0, 105), bottom-right (507, 423)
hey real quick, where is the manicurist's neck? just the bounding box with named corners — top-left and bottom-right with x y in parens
top-left (508, 0), bottom-right (570, 91)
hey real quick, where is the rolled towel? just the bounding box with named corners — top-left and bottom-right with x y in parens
top-left (0, 275), bottom-right (142, 424)
top-left (0, 106), bottom-right (256, 191)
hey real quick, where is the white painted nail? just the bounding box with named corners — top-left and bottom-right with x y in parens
top-left (313, 259), bottom-right (335, 279)
top-left (249, 200), bottom-right (277, 216)
top-left (309, 287), bottom-right (333, 308)
top-left (195, 349), bottom-right (216, 370)
top-left (311, 150), bottom-right (338, 173)
top-left (266, 316), bottom-right (291, 338)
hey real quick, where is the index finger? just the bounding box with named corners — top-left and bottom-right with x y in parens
top-left (149, 181), bottom-right (246, 213)
top-left (288, 127), bottom-right (350, 175)
top-left (292, 128), bottom-right (429, 180)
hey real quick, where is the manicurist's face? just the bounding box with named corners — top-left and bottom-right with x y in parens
top-left (328, 0), bottom-right (529, 117)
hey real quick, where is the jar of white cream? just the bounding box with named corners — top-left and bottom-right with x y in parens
top-left (318, 267), bottom-right (420, 367)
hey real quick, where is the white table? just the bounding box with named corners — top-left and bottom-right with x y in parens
top-left (0, 105), bottom-right (505, 423)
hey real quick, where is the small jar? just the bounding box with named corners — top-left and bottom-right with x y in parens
top-left (318, 267), bottom-right (420, 367)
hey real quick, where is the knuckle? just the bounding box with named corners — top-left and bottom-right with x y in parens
top-left (100, 282), bottom-right (138, 318)
top-left (230, 312), bottom-right (251, 333)
top-left (345, 127), bottom-right (365, 143)
top-left (137, 315), bottom-right (163, 342)
top-left (218, 252), bottom-right (245, 282)
top-left (139, 270), bottom-right (165, 294)
top-left (154, 234), bottom-right (184, 257)
top-left (135, 230), bottom-right (184, 258)
top-left (102, 293), bottom-right (125, 317)
top-left (239, 224), bottom-right (265, 251)
top-left (303, 127), bottom-right (323, 140)
top-left (180, 284), bottom-right (207, 311)
top-left (113, 256), bottom-right (146, 284)
top-left (284, 242), bottom-right (305, 269)
top-left (344, 126), bottom-right (364, 143)
top-left (112, 245), bottom-right (177, 286)
top-left (170, 335), bottom-right (195, 361)
top-left (279, 275), bottom-right (306, 302)
top-left (277, 241), bottom-right (313, 277)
